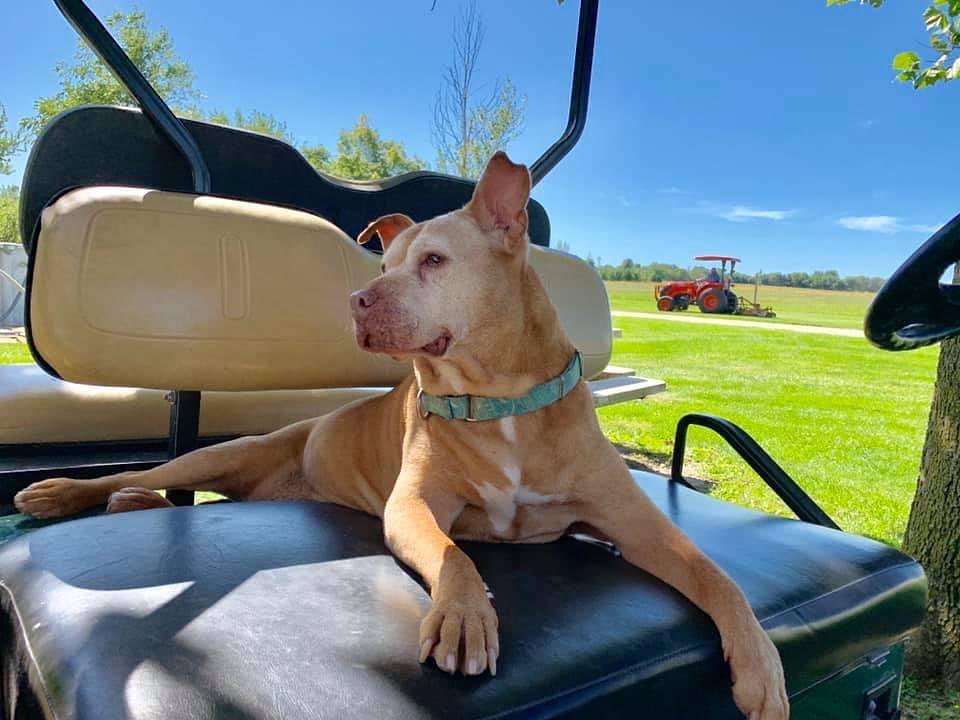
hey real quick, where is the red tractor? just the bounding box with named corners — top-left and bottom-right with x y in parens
top-left (655, 255), bottom-right (740, 314)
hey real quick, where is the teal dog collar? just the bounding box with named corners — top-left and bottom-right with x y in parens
top-left (416, 351), bottom-right (583, 422)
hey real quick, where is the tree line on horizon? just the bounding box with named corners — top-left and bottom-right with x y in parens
top-left (590, 257), bottom-right (886, 292)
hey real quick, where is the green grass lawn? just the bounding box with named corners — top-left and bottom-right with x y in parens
top-left (0, 344), bottom-right (32, 364)
top-left (902, 677), bottom-right (960, 720)
top-left (607, 281), bottom-right (875, 330)
top-left (599, 315), bottom-right (938, 547)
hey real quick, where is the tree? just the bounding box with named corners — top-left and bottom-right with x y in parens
top-left (300, 144), bottom-right (332, 173)
top-left (431, 0), bottom-right (526, 178)
top-left (0, 104), bottom-right (18, 176)
top-left (829, 0), bottom-right (960, 88)
top-left (19, 10), bottom-right (200, 141)
top-left (303, 115), bottom-right (424, 181)
top-left (0, 186), bottom-right (18, 245)
top-left (1, 105), bottom-right (18, 246)
top-left (830, 0), bottom-right (960, 691)
top-left (11, 7), bottom-right (424, 191)
top-left (903, 324), bottom-right (960, 688)
top-left (207, 109), bottom-right (294, 144)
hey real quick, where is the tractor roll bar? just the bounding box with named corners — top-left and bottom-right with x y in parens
top-left (52, 0), bottom-right (211, 194)
top-left (530, 0), bottom-right (600, 187)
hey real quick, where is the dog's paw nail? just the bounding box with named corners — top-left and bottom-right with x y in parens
top-left (419, 640), bottom-right (433, 663)
top-left (488, 649), bottom-right (498, 676)
top-left (445, 654), bottom-right (456, 673)
top-left (467, 659), bottom-right (478, 675)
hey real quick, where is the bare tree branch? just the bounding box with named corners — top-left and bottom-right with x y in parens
top-left (431, 0), bottom-right (526, 178)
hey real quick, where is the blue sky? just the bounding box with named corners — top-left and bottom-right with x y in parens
top-left (2, 0), bottom-right (958, 277)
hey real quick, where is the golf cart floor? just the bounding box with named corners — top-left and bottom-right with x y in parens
top-left (0, 471), bottom-right (924, 719)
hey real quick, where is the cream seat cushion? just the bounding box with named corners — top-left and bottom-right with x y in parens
top-left (29, 188), bottom-right (612, 391)
top-left (0, 364), bottom-right (387, 444)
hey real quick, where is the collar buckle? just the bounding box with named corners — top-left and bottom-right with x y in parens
top-left (464, 395), bottom-right (480, 422)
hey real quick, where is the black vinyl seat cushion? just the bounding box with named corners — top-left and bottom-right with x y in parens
top-left (0, 471), bottom-right (924, 720)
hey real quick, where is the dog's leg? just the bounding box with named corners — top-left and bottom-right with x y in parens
top-left (577, 455), bottom-right (789, 720)
top-left (14, 420), bottom-right (312, 519)
top-left (383, 476), bottom-right (499, 677)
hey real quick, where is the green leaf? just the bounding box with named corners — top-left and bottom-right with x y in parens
top-left (949, 56), bottom-right (960, 78)
top-left (924, 7), bottom-right (949, 31)
top-left (826, 0), bottom-right (884, 7)
top-left (892, 50), bottom-right (921, 70)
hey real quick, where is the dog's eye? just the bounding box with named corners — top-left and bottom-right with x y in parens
top-left (423, 254), bottom-right (444, 267)
top-left (379, 263), bottom-right (386, 275)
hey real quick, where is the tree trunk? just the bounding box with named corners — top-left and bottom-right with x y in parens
top-left (902, 324), bottom-right (960, 689)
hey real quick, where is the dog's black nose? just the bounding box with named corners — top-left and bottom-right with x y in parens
top-left (350, 288), bottom-right (378, 314)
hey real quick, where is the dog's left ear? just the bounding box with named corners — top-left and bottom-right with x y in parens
top-left (357, 213), bottom-right (415, 251)
top-left (466, 151), bottom-right (531, 254)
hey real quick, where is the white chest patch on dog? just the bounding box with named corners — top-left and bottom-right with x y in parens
top-left (475, 482), bottom-right (517, 533)
top-left (515, 486), bottom-right (559, 505)
top-left (499, 417), bottom-right (517, 444)
top-left (473, 420), bottom-right (561, 534)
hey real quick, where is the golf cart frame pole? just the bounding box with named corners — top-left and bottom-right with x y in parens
top-left (530, 0), bottom-right (600, 187)
top-left (53, 0), bottom-right (210, 192)
top-left (52, 0), bottom-right (206, 506)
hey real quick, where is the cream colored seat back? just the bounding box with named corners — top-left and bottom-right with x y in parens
top-left (28, 187), bottom-right (611, 391)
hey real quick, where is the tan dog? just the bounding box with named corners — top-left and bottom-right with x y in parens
top-left (15, 152), bottom-right (788, 719)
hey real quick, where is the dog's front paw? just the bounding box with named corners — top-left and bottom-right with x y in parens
top-left (14, 478), bottom-right (99, 518)
top-left (725, 623), bottom-right (789, 720)
top-left (419, 583), bottom-right (499, 676)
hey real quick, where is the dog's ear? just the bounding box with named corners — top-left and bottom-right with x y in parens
top-left (466, 151), bottom-right (531, 254)
top-left (357, 214), bottom-right (415, 251)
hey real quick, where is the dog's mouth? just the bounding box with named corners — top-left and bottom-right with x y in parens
top-left (359, 330), bottom-right (451, 357)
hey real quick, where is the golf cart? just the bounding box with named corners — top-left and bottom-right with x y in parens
top-left (656, 256), bottom-right (776, 317)
top-left (0, 1), bottom-right (937, 717)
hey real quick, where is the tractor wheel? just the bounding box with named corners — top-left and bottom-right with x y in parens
top-left (697, 288), bottom-right (728, 314)
top-left (657, 296), bottom-right (675, 312)
top-left (724, 291), bottom-right (739, 314)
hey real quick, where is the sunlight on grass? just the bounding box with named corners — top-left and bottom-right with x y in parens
top-left (606, 281), bottom-right (875, 330)
top-left (600, 316), bottom-right (937, 547)
top-left (0, 344), bottom-right (33, 365)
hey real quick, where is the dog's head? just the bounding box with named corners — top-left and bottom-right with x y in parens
top-left (350, 151), bottom-right (532, 360)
